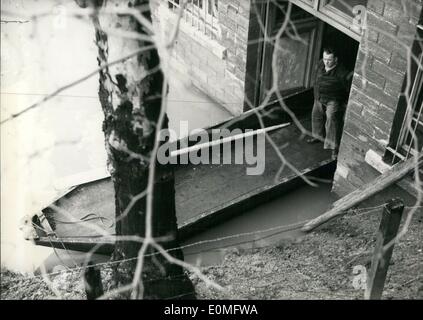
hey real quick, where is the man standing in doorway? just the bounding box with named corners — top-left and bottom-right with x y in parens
top-left (307, 47), bottom-right (351, 160)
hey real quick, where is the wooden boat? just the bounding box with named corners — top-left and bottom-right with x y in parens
top-left (29, 90), bottom-right (336, 254)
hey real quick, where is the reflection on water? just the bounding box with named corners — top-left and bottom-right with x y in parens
top-left (1, 0), bottom-right (230, 274)
top-left (182, 182), bottom-right (336, 267)
top-left (1, 0), bottom-right (332, 275)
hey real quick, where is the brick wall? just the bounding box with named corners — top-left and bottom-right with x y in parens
top-left (151, 0), bottom-right (254, 116)
top-left (332, 0), bottom-right (423, 196)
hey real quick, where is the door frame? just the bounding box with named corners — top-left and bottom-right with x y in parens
top-left (259, 1), bottom-right (324, 105)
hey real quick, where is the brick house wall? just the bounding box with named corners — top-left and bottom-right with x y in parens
top-left (151, 0), bottom-right (255, 116)
top-left (332, 0), bottom-right (423, 197)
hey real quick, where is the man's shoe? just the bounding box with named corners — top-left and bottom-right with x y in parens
top-left (306, 137), bottom-right (320, 144)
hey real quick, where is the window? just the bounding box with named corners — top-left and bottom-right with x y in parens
top-left (320, 0), bottom-right (367, 32)
top-left (207, 0), bottom-right (218, 16)
top-left (389, 53), bottom-right (423, 161)
top-left (168, 0), bottom-right (179, 9)
top-left (167, 0), bottom-right (219, 38)
top-left (386, 25), bottom-right (423, 163)
top-left (320, 0), bottom-right (368, 19)
top-left (289, 0), bottom-right (368, 39)
top-left (295, 0), bottom-right (314, 7)
top-left (400, 63), bottom-right (423, 156)
top-left (261, 3), bottom-right (322, 101)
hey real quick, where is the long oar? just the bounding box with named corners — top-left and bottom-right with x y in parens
top-left (170, 122), bottom-right (291, 157)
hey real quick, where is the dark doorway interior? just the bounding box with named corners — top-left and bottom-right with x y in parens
top-left (256, 4), bottom-right (360, 122)
top-left (320, 23), bottom-right (359, 75)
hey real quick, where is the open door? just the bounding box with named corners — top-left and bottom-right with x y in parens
top-left (260, 1), bottom-right (323, 104)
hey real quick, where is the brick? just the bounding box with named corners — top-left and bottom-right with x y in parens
top-left (367, 0), bottom-right (385, 15)
top-left (344, 110), bottom-right (374, 138)
top-left (227, 6), bottom-right (239, 21)
top-left (366, 70), bottom-right (386, 88)
top-left (224, 17), bottom-right (237, 31)
top-left (211, 60), bottom-right (226, 77)
top-left (233, 49), bottom-right (246, 65)
top-left (236, 24), bottom-right (249, 40)
top-left (187, 53), bottom-right (200, 68)
top-left (219, 25), bottom-right (228, 39)
top-left (225, 61), bottom-right (236, 74)
top-left (343, 128), bottom-right (385, 157)
top-left (372, 125), bottom-right (390, 141)
top-left (384, 79), bottom-right (403, 98)
top-left (350, 87), bottom-right (380, 108)
top-left (378, 103), bottom-right (396, 120)
top-left (397, 20), bottom-right (420, 40)
top-left (218, 12), bottom-right (229, 25)
top-left (360, 42), bottom-right (391, 64)
top-left (238, 0), bottom-right (250, 13)
top-left (383, 4), bottom-right (406, 23)
top-left (236, 45), bottom-right (247, 58)
top-left (375, 112), bottom-right (395, 130)
top-left (238, 4), bottom-right (250, 19)
top-left (377, 33), bottom-right (407, 55)
top-left (365, 29), bottom-right (379, 42)
top-left (234, 33), bottom-right (247, 47)
top-left (355, 69), bottom-right (386, 89)
top-left (222, 36), bottom-right (235, 50)
top-left (362, 81), bottom-right (399, 108)
top-left (230, 0), bottom-right (240, 7)
top-left (204, 63), bottom-right (218, 77)
top-left (227, 46), bottom-right (236, 55)
top-left (341, 131), bottom-right (369, 157)
top-left (366, 11), bottom-right (398, 35)
top-left (227, 3), bottom-right (239, 15)
top-left (343, 120), bottom-right (366, 141)
top-left (236, 15), bottom-right (250, 30)
top-left (355, 49), bottom-right (373, 69)
top-left (191, 65), bottom-right (208, 83)
top-left (362, 108), bottom-right (392, 134)
top-left (233, 86), bottom-right (244, 100)
top-left (226, 28), bottom-right (236, 41)
top-left (390, 52), bottom-right (409, 72)
top-left (407, 1), bottom-right (423, 22)
top-left (352, 73), bottom-right (363, 90)
top-left (347, 100), bottom-right (364, 115)
top-left (372, 59), bottom-right (405, 84)
top-left (234, 66), bottom-right (246, 81)
top-left (217, 1), bottom-right (227, 13)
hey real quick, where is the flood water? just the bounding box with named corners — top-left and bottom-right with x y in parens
top-left (1, 0), bottom-right (334, 274)
top-left (182, 182), bottom-right (335, 266)
top-left (1, 0), bottom-right (232, 274)
top-left (35, 180), bottom-right (335, 273)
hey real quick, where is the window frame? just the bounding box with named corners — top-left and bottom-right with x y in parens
top-left (259, 2), bottom-right (323, 103)
top-left (288, 0), bottom-right (367, 41)
top-left (385, 24), bottom-right (423, 164)
top-left (167, 0), bottom-right (219, 38)
top-left (400, 52), bottom-right (423, 158)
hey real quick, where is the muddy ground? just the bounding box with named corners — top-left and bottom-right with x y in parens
top-left (1, 208), bottom-right (422, 300)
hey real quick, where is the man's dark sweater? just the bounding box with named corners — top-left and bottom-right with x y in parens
top-left (314, 60), bottom-right (351, 104)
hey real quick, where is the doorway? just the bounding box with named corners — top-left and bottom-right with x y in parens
top-left (259, 1), bottom-right (359, 113)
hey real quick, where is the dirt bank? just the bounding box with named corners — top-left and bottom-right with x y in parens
top-left (1, 208), bottom-right (422, 300)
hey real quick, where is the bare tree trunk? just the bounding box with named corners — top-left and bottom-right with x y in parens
top-left (76, 0), bottom-right (195, 299)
